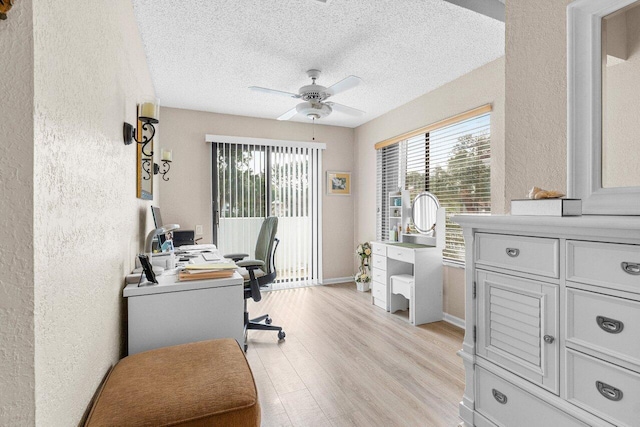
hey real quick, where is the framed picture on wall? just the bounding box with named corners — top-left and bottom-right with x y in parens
top-left (326, 171), bottom-right (351, 195)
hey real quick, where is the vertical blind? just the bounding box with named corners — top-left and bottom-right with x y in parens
top-left (211, 138), bottom-right (324, 285)
top-left (376, 112), bottom-right (491, 261)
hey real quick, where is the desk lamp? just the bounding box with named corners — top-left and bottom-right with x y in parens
top-left (145, 224), bottom-right (180, 264)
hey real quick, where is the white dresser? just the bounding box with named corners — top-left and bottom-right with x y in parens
top-left (454, 215), bottom-right (640, 427)
top-left (370, 241), bottom-right (443, 325)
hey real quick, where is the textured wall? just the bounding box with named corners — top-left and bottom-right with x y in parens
top-left (0, 1), bottom-right (35, 424)
top-left (504, 0), bottom-right (572, 204)
top-left (354, 58), bottom-right (505, 320)
top-left (32, 0), bottom-right (156, 425)
top-left (159, 107), bottom-right (355, 281)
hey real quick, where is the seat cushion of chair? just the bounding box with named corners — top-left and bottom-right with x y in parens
top-left (238, 267), bottom-right (267, 282)
top-left (85, 339), bottom-right (260, 427)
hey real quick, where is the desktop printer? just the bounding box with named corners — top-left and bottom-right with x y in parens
top-left (173, 229), bottom-right (195, 247)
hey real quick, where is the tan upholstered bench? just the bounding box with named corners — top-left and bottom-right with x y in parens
top-left (85, 339), bottom-right (260, 427)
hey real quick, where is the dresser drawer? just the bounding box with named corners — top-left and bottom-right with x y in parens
top-left (386, 246), bottom-right (415, 263)
top-left (372, 269), bottom-right (386, 285)
top-left (372, 281), bottom-right (387, 305)
top-left (371, 242), bottom-right (386, 256)
top-left (567, 241), bottom-right (640, 294)
top-left (566, 288), bottom-right (640, 367)
top-left (476, 233), bottom-right (559, 278)
top-left (566, 349), bottom-right (640, 427)
top-left (475, 367), bottom-right (586, 427)
top-left (371, 254), bottom-right (386, 271)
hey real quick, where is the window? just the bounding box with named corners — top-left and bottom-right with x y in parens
top-left (209, 136), bottom-right (325, 286)
top-left (376, 108), bottom-right (491, 262)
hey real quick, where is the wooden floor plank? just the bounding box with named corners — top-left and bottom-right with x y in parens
top-left (247, 283), bottom-right (464, 427)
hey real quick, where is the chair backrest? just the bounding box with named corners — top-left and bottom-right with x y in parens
top-left (255, 216), bottom-right (278, 277)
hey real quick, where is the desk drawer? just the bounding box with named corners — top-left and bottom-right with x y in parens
top-left (567, 241), bottom-right (640, 294)
top-left (372, 281), bottom-right (387, 308)
top-left (372, 269), bottom-right (386, 285)
top-left (476, 233), bottom-right (559, 278)
top-left (566, 288), bottom-right (640, 368)
top-left (476, 367), bottom-right (586, 427)
top-left (567, 349), bottom-right (640, 427)
top-left (387, 246), bottom-right (415, 264)
top-left (372, 243), bottom-right (386, 256)
top-left (372, 254), bottom-right (386, 271)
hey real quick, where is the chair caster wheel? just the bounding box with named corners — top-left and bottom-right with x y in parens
top-left (265, 317), bottom-right (272, 325)
top-left (278, 331), bottom-right (286, 340)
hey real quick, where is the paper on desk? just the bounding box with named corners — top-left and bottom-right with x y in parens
top-left (201, 252), bottom-right (221, 262)
top-left (183, 262), bottom-right (237, 271)
top-left (177, 244), bottom-right (217, 251)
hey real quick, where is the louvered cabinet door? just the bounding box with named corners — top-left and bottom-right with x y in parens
top-left (476, 271), bottom-right (559, 394)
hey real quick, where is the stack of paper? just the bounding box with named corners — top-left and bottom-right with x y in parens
top-left (178, 262), bottom-right (238, 281)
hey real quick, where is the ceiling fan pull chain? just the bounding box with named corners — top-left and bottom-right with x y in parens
top-left (312, 117), bottom-right (315, 141)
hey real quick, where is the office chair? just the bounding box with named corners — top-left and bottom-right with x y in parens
top-left (225, 217), bottom-right (285, 350)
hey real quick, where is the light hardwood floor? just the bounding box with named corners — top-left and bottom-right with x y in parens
top-left (245, 283), bottom-right (465, 427)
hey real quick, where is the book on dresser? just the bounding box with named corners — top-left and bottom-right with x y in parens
top-left (510, 198), bottom-right (582, 216)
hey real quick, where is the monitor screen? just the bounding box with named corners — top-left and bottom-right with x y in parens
top-left (151, 206), bottom-right (166, 246)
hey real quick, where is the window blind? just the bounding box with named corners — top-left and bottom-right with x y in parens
top-left (407, 113), bottom-right (491, 261)
top-left (211, 137), bottom-right (324, 286)
top-left (376, 111), bottom-right (491, 262)
top-left (376, 143), bottom-right (400, 241)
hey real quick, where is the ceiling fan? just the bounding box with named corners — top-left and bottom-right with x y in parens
top-left (249, 69), bottom-right (365, 121)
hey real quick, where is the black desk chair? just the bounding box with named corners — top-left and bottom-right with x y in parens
top-left (225, 217), bottom-right (285, 350)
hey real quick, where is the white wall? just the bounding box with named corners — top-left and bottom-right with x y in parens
top-left (32, 0), bottom-right (156, 425)
top-left (504, 0), bottom-right (571, 203)
top-left (0, 0), bottom-right (35, 424)
top-left (159, 107), bottom-right (355, 281)
top-left (354, 58), bottom-right (505, 320)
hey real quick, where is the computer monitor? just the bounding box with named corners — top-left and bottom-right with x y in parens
top-left (151, 206), bottom-right (166, 246)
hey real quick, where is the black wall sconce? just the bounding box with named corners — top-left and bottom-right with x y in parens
top-left (124, 98), bottom-right (172, 182)
top-left (141, 150), bottom-right (172, 182)
top-left (123, 99), bottom-right (159, 157)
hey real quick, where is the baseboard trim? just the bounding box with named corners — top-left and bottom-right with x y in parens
top-left (443, 313), bottom-right (465, 329)
top-left (322, 277), bottom-right (353, 285)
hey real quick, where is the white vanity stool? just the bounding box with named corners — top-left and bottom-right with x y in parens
top-left (389, 274), bottom-right (415, 323)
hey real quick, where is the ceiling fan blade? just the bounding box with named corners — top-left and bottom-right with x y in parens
top-left (277, 107), bottom-right (298, 121)
top-left (324, 75), bottom-right (362, 97)
top-left (326, 102), bottom-right (365, 116)
top-left (249, 86), bottom-right (300, 98)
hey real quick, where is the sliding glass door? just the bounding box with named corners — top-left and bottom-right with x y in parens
top-left (211, 140), bottom-right (323, 286)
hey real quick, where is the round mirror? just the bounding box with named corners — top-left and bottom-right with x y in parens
top-left (411, 192), bottom-right (440, 234)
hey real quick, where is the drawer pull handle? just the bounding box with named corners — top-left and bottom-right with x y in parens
top-left (492, 389), bottom-right (508, 404)
top-left (596, 381), bottom-right (623, 402)
top-left (543, 335), bottom-right (555, 344)
top-left (505, 248), bottom-right (520, 257)
top-left (596, 316), bottom-right (624, 334)
top-left (621, 262), bottom-right (640, 275)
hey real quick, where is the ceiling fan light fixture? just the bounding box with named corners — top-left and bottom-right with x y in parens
top-left (296, 101), bottom-right (332, 120)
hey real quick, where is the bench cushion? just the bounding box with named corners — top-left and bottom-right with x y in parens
top-left (85, 339), bottom-right (260, 427)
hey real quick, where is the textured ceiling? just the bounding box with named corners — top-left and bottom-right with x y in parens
top-left (132, 0), bottom-right (504, 128)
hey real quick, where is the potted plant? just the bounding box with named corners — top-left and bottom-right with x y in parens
top-left (355, 242), bottom-right (372, 292)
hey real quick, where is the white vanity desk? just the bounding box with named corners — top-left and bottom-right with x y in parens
top-left (370, 241), bottom-right (443, 325)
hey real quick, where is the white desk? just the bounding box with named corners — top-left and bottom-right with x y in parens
top-left (123, 272), bottom-right (244, 355)
top-left (370, 241), bottom-right (443, 325)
